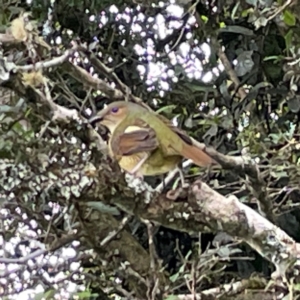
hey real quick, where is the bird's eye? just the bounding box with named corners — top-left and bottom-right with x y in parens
top-left (111, 107), bottom-right (119, 113)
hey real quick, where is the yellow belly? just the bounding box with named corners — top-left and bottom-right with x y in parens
top-left (117, 150), bottom-right (181, 176)
top-left (107, 125), bottom-right (182, 176)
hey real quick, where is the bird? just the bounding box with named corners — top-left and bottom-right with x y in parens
top-left (89, 101), bottom-right (215, 185)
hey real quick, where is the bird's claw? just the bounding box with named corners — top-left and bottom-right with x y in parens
top-left (166, 184), bottom-right (189, 201)
top-left (166, 189), bottom-right (181, 200)
top-left (128, 171), bottom-right (144, 180)
top-left (173, 179), bottom-right (189, 190)
top-left (181, 182), bottom-right (189, 189)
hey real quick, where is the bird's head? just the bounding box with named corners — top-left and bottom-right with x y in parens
top-left (89, 101), bottom-right (138, 132)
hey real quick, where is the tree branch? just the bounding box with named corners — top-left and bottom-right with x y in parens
top-left (102, 178), bottom-right (300, 279)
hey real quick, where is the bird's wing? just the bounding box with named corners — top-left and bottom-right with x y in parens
top-left (111, 120), bottom-right (159, 156)
top-left (156, 114), bottom-right (214, 166)
top-left (156, 114), bottom-right (193, 145)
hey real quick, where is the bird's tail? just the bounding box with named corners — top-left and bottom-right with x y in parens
top-left (181, 143), bottom-right (215, 167)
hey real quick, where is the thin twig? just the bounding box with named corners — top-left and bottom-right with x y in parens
top-left (0, 248), bottom-right (47, 264)
top-left (16, 48), bottom-right (77, 71)
top-left (267, 0), bottom-right (294, 22)
top-left (100, 215), bottom-right (132, 247)
top-left (144, 219), bottom-right (161, 300)
top-left (156, 160), bottom-right (193, 193)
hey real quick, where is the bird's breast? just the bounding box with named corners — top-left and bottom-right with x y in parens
top-left (118, 150), bottom-right (181, 176)
top-left (107, 127), bottom-right (182, 176)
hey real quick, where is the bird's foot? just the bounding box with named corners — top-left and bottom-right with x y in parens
top-left (166, 187), bottom-right (188, 201)
top-left (127, 153), bottom-right (149, 179)
top-left (181, 182), bottom-right (189, 189)
top-left (175, 167), bottom-right (189, 189)
top-left (173, 178), bottom-right (189, 190)
top-left (165, 168), bottom-right (189, 200)
top-left (127, 170), bottom-right (144, 180)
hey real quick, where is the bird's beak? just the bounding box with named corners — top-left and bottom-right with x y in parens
top-left (89, 115), bottom-right (103, 125)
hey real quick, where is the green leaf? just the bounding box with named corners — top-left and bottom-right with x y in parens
top-left (285, 29), bottom-right (293, 51)
top-left (283, 10), bottom-right (296, 26)
top-left (156, 105), bottom-right (176, 114)
top-left (86, 202), bottom-right (120, 215)
top-left (263, 55), bottom-right (284, 62)
top-left (164, 296), bottom-right (178, 300)
top-left (241, 9), bottom-right (250, 17)
top-left (270, 171), bottom-right (288, 178)
top-left (8, 6), bottom-right (26, 14)
top-left (77, 291), bottom-right (99, 299)
top-left (203, 124), bottom-right (218, 138)
top-left (201, 15), bottom-right (208, 23)
top-left (33, 289), bottom-right (56, 300)
top-left (183, 82), bottom-right (215, 93)
top-left (169, 272), bottom-right (179, 282)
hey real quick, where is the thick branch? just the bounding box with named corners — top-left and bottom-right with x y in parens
top-left (103, 178), bottom-right (300, 278)
top-left (192, 129), bottom-right (274, 223)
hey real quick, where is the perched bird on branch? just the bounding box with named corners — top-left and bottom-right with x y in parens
top-left (89, 101), bottom-right (215, 185)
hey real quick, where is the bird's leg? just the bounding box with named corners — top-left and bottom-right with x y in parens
top-left (175, 166), bottom-right (189, 189)
top-left (127, 153), bottom-right (150, 178)
top-left (166, 165), bottom-right (190, 200)
top-left (161, 174), bottom-right (166, 190)
top-left (156, 165), bottom-right (189, 195)
top-left (166, 166), bottom-right (189, 200)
